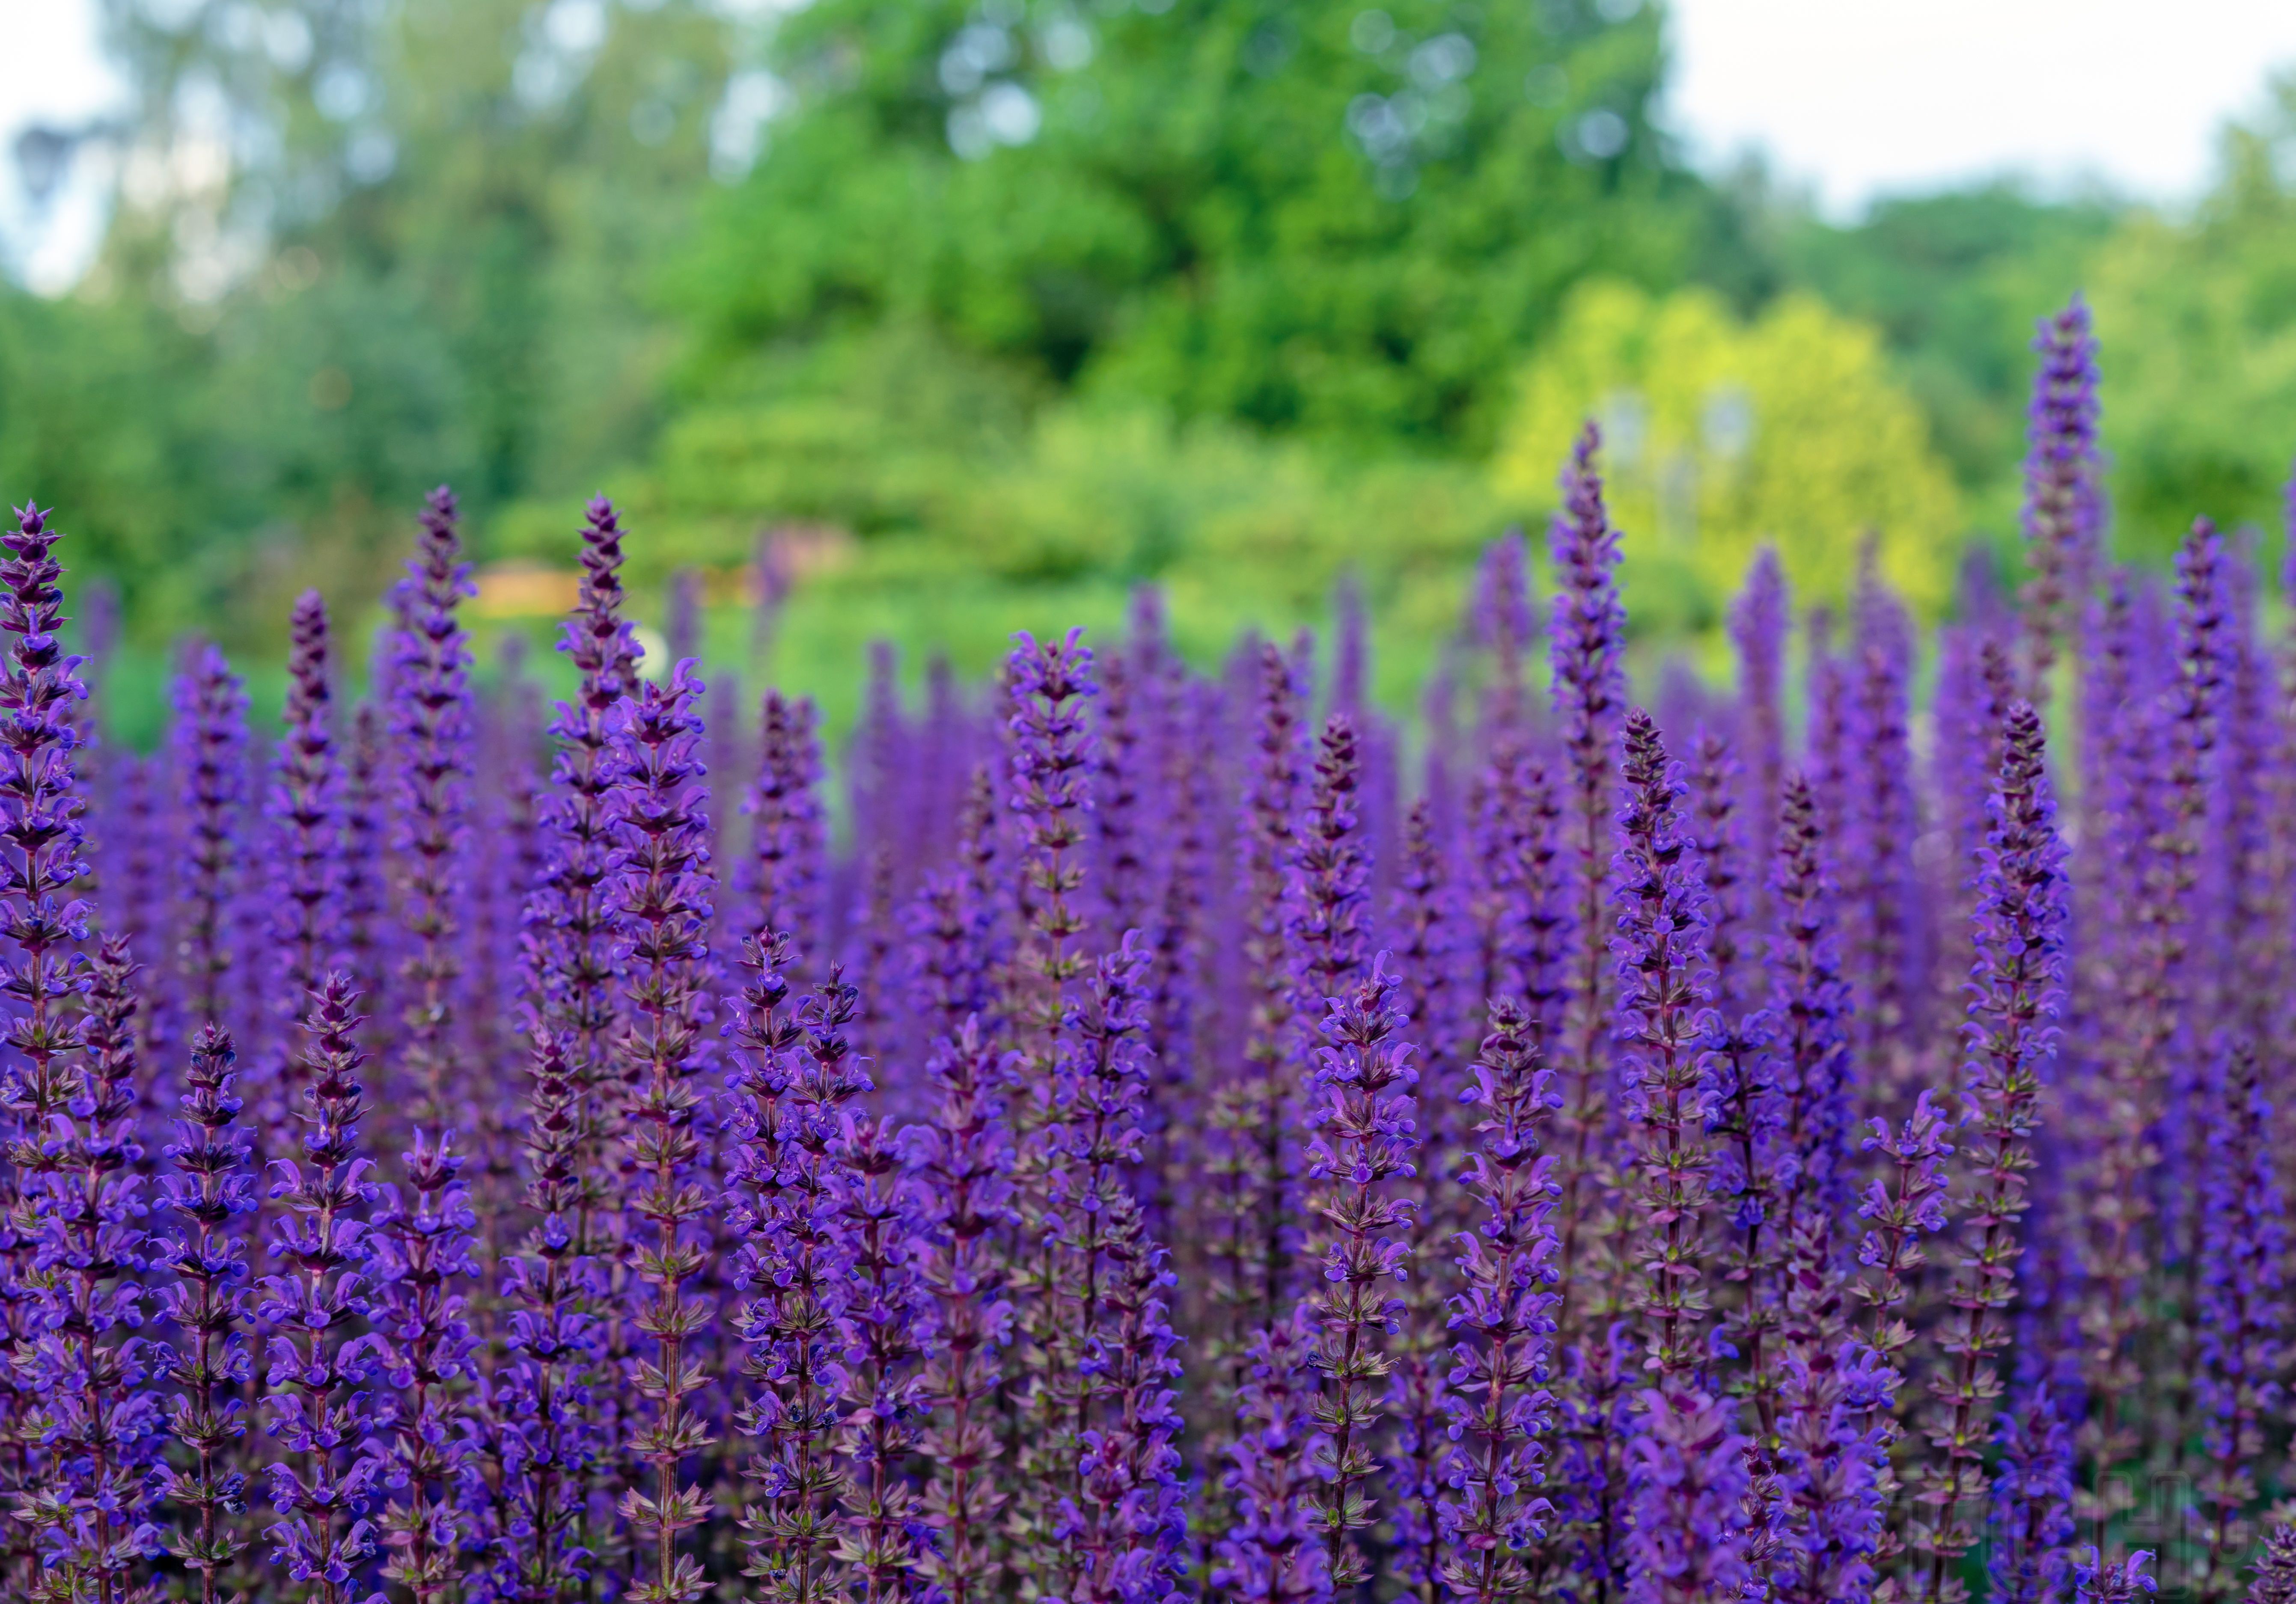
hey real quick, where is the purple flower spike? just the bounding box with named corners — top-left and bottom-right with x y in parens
top-left (607, 660), bottom-right (718, 1604)
top-left (1773, 1340), bottom-right (1894, 1604)
top-left (1547, 422), bottom-right (1626, 1326)
top-left (1729, 547), bottom-right (1789, 919)
top-left (1301, 952), bottom-right (1419, 1589)
top-left (2072, 1548), bottom-right (2154, 1604)
top-left (1437, 997), bottom-right (1561, 1602)
top-left (911, 1015), bottom-right (1019, 1604)
top-left (258, 975), bottom-right (388, 1602)
top-left (1612, 708), bottom-right (1721, 1381)
top-left (746, 690), bottom-right (827, 963)
top-left (369, 1124), bottom-right (479, 1604)
top-left (2019, 296), bottom-right (2102, 687)
top-left (263, 592), bottom-right (344, 1154)
top-left (172, 643), bottom-right (248, 1041)
top-left (1908, 701), bottom-right (2065, 1600)
top-left (1987, 1383), bottom-right (2074, 1604)
top-left (155, 1025), bottom-right (258, 1603)
top-left (526, 496), bottom-right (641, 1262)
top-left (1622, 1381), bottom-right (1750, 1604)
top-left (1213, 1310), bottom-right (1330, 1604)
top-left (2194, 1040), bottom-right (2286, 1597)
top-left (386, 486), bottom-right (476, 1129)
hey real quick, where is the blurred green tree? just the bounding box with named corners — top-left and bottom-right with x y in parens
top-left (675, 0), bottom-right (1755, 454)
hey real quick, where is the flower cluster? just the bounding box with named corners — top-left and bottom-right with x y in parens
top-left (0, 291), bottom-right (2278, 1599)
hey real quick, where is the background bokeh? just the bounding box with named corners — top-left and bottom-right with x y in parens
top-left (5, 0), bottom-right (2296, 742)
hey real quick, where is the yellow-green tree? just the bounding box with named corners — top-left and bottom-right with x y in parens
top-left (1492, 280), bottom-right (1962, 624)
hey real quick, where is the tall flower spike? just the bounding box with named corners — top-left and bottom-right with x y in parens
top-left (1611, 708), bottom-right (1721, 1381)
top-left (1908, 704), bottom-right (2067, 1604)
top-left (1436, 997), bottom-right (1561, 1604)
top-left (1212, 1310), bottom-right (1328, 1604)
top-left (387, 485), bottom-right (476, 1129)
top-left (1300, 953), bottom-right (1420, 1590)
top-left (525, 495), bottom-right (641, 1279)
top-left (0, 500), bottom-right (103, 1589)
top-left (736, 968), bottom-right (868, 1600)
top-left (746, 691), bottom-right (827, 962)
top-left (1471, 529), bottom-right (1536, 740)
top-left (910, 1016), bottom-right (1018, 1604)
top-left (1622, 1382), bottom-right (1751, 1604)
top-left (2019, 296), bottom-right (2102, 689)
top-left (13, 935), bottom-right (163, 1601)
top-left (369, 1124), bottom-right (479, 1604)
top-left (1730, 547), bottom-right (1789, 928)
top-left (265, 592), bottom-right (344, 1154)
top-left (258, 975), bottom-right (388, 1602)
top-left (1987, 1382), bottom-right (2075, 1604)
top-left (608, 661), bottom-right (719, 1604)
top-left (1547, 421), bottom-right (1627, 1328)
top-left (2194, 1040), bottom-right (2286, 1603)
top-left (172, 644), bottom-right (248, 1040)
top-left (155, 1025), bottom-right (257, 1604)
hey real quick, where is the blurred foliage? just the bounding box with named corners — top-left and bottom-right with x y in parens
top-left (2087, 72), bottom-right (2296, 559)
top-left (10, 0), bottom-right (2296, 743)
top-left (1493, 279), bottom-right (1963, 624)
top-left (671, 0), bottom-right (1748, 454)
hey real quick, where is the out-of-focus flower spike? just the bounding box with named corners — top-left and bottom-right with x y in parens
top-left (2019, 295), bottom-right (2102, 689)
top-left (258, 974), bottom-right (389, 1601)
top-left (2194, 1040), bottom-right (2286, 1601)
top-left (386, 486), bottom-right (476, 1130)
top-left (1730, 547), bottom-right (1789, 926)
top-left (2072, 1548), bottom-right (2154, 1604)
top-left (172, 644), bottom-right (248, 1042)
top-left (1987, 1382), bottom-right (2075, 1604)
top-left (1435, 996), bottom-right (1561, 1603)
top-left (155, 1025), bottom-right (258, 1603)
top-left (607, 660), bottom-right (718, 1604)
top-left (746, 690), bottom-right (828, 966)
top-left (1908, 700), bottom-right (2066, 1600)
top-left (1547, 422), bottom-right (1626, 1331)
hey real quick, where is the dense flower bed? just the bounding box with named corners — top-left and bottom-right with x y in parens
top-left (0, 299), bottom-right (2276, 1602)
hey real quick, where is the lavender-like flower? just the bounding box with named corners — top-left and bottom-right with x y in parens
top-left (526, 496), bottom-right (641, 1267)
top-left (1987, 1383), bottom-right (2075, 1604)
top-left (1622, 1382), bottom-right (1751, 1604)
top-left (258, 975), bottom-right (388, 1602)
top-left (387, 486), bottom-right (476, 1128)
top-left (2253, 1519), bottom-right (2296, 1604)
top-left (910, 1016), bottom-right (1017, 1604)
top-left (831, 1102), bottom-right (933, 1601)
top-left (2072, 1549), bottom-right (2154, 1604)
top-left (155, 1025), bottom-right (257, 1604)
top-left (737, 968), bottom-right (868, 1601)
top-left (14, 938), bottom-right (163, 1602)
top-left (488, 1020), bottom-right (603, 1600)
top-left (2194, 1040), bottom-right (2285, 1602)
top-left (1212, 1310), bottom-right (1328, 1604)
top-left (1300, 954), bottom-right (1419, 1589)
top-left (1730, 547), bottom-right (1788, 924)
top-left (1910, 700), bottom-right (2066, 1601)
top-left (0, 501), bottom-right (115, 1591)
top-left (2019, 296), bottom-right (2102, 688)
top-left (264, 592), bottom-right (344, 1155)
top-left (1853, 1093), bottom-right (1954, 1381)
top-left (1436, 997), bottom-right (1560, 1603)
top-left (746, 691), bottom-right (828, 964)
top-left (172, 644), bottom-right (248, 1039)
top-left (1612, 708), bottom-right (1721, 1381)
top-left (605, 662), bottom-right (718, 1604)
top-left (1548, 422), bottom-right (1627, 1327)
top-left (1772, 1339), bottom-right (1894, 1604)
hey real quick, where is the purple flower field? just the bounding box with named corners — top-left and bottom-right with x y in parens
top-left (0, 297), bottom-right (2280, 1603)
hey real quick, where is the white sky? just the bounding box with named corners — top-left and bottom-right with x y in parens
top-left (1664, 0), bottom-right (2296, 217)
top-left (5, 0), bottom-right (2296, 285)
